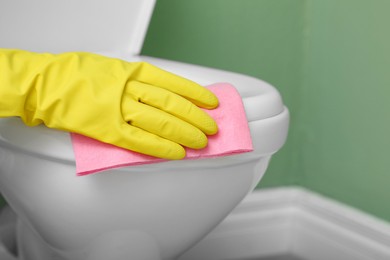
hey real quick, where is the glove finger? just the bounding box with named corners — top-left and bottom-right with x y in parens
top-left (122, 99), bottom-right (208, 149)
top-left (125, 81), bottom-right (218, 135)
top-left (133, 62), bottom-right (219, 109)
top-left (102, 122), bottom-right (186, 160)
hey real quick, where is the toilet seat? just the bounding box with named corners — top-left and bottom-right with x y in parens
top-left (0, 58), bottom-right (288, 164)
top-left (139, 55), bottom-right (285, 122)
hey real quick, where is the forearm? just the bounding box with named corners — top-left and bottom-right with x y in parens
top-left (0, 49), bottom-right (49, 125)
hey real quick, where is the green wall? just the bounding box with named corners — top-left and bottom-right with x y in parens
top-left (301, 0), bottom-right (390, 221)
top-left (142, 0), bottom-right (390, 222)
top-left (143, 0), bottom-right (306, 187)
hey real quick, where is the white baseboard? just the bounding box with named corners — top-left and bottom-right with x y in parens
top-left (179, 187), bottom-right (390, 260)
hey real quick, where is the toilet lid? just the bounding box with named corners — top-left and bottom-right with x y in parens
top-left (0, 0), bottom-right (156, 55)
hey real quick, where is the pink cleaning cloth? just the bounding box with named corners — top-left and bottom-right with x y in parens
top-left (71, 83), bottom-right (253, 176)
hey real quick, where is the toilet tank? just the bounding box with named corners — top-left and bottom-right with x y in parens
top-left (0, 0), bottom-right (156, 55)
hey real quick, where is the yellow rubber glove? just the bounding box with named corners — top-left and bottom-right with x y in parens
top-left (0, 49), bottom-right (218, 159)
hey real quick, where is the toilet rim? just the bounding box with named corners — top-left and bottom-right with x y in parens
top-left (0, 110), bottom-right (288, 169)
top-left (0, 112), bottom-right (287, 171)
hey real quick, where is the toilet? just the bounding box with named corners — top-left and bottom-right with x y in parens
top-left (0, 0), bottom-right (289, 260)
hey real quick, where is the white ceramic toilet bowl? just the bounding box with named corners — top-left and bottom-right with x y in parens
top-left (0, 54), bottom-right (289, 260)
top-left (0, 1), bottom-right (289, 259)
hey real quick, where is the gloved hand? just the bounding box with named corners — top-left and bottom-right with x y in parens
top-left (0, 49), bottom-right (218, 159)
